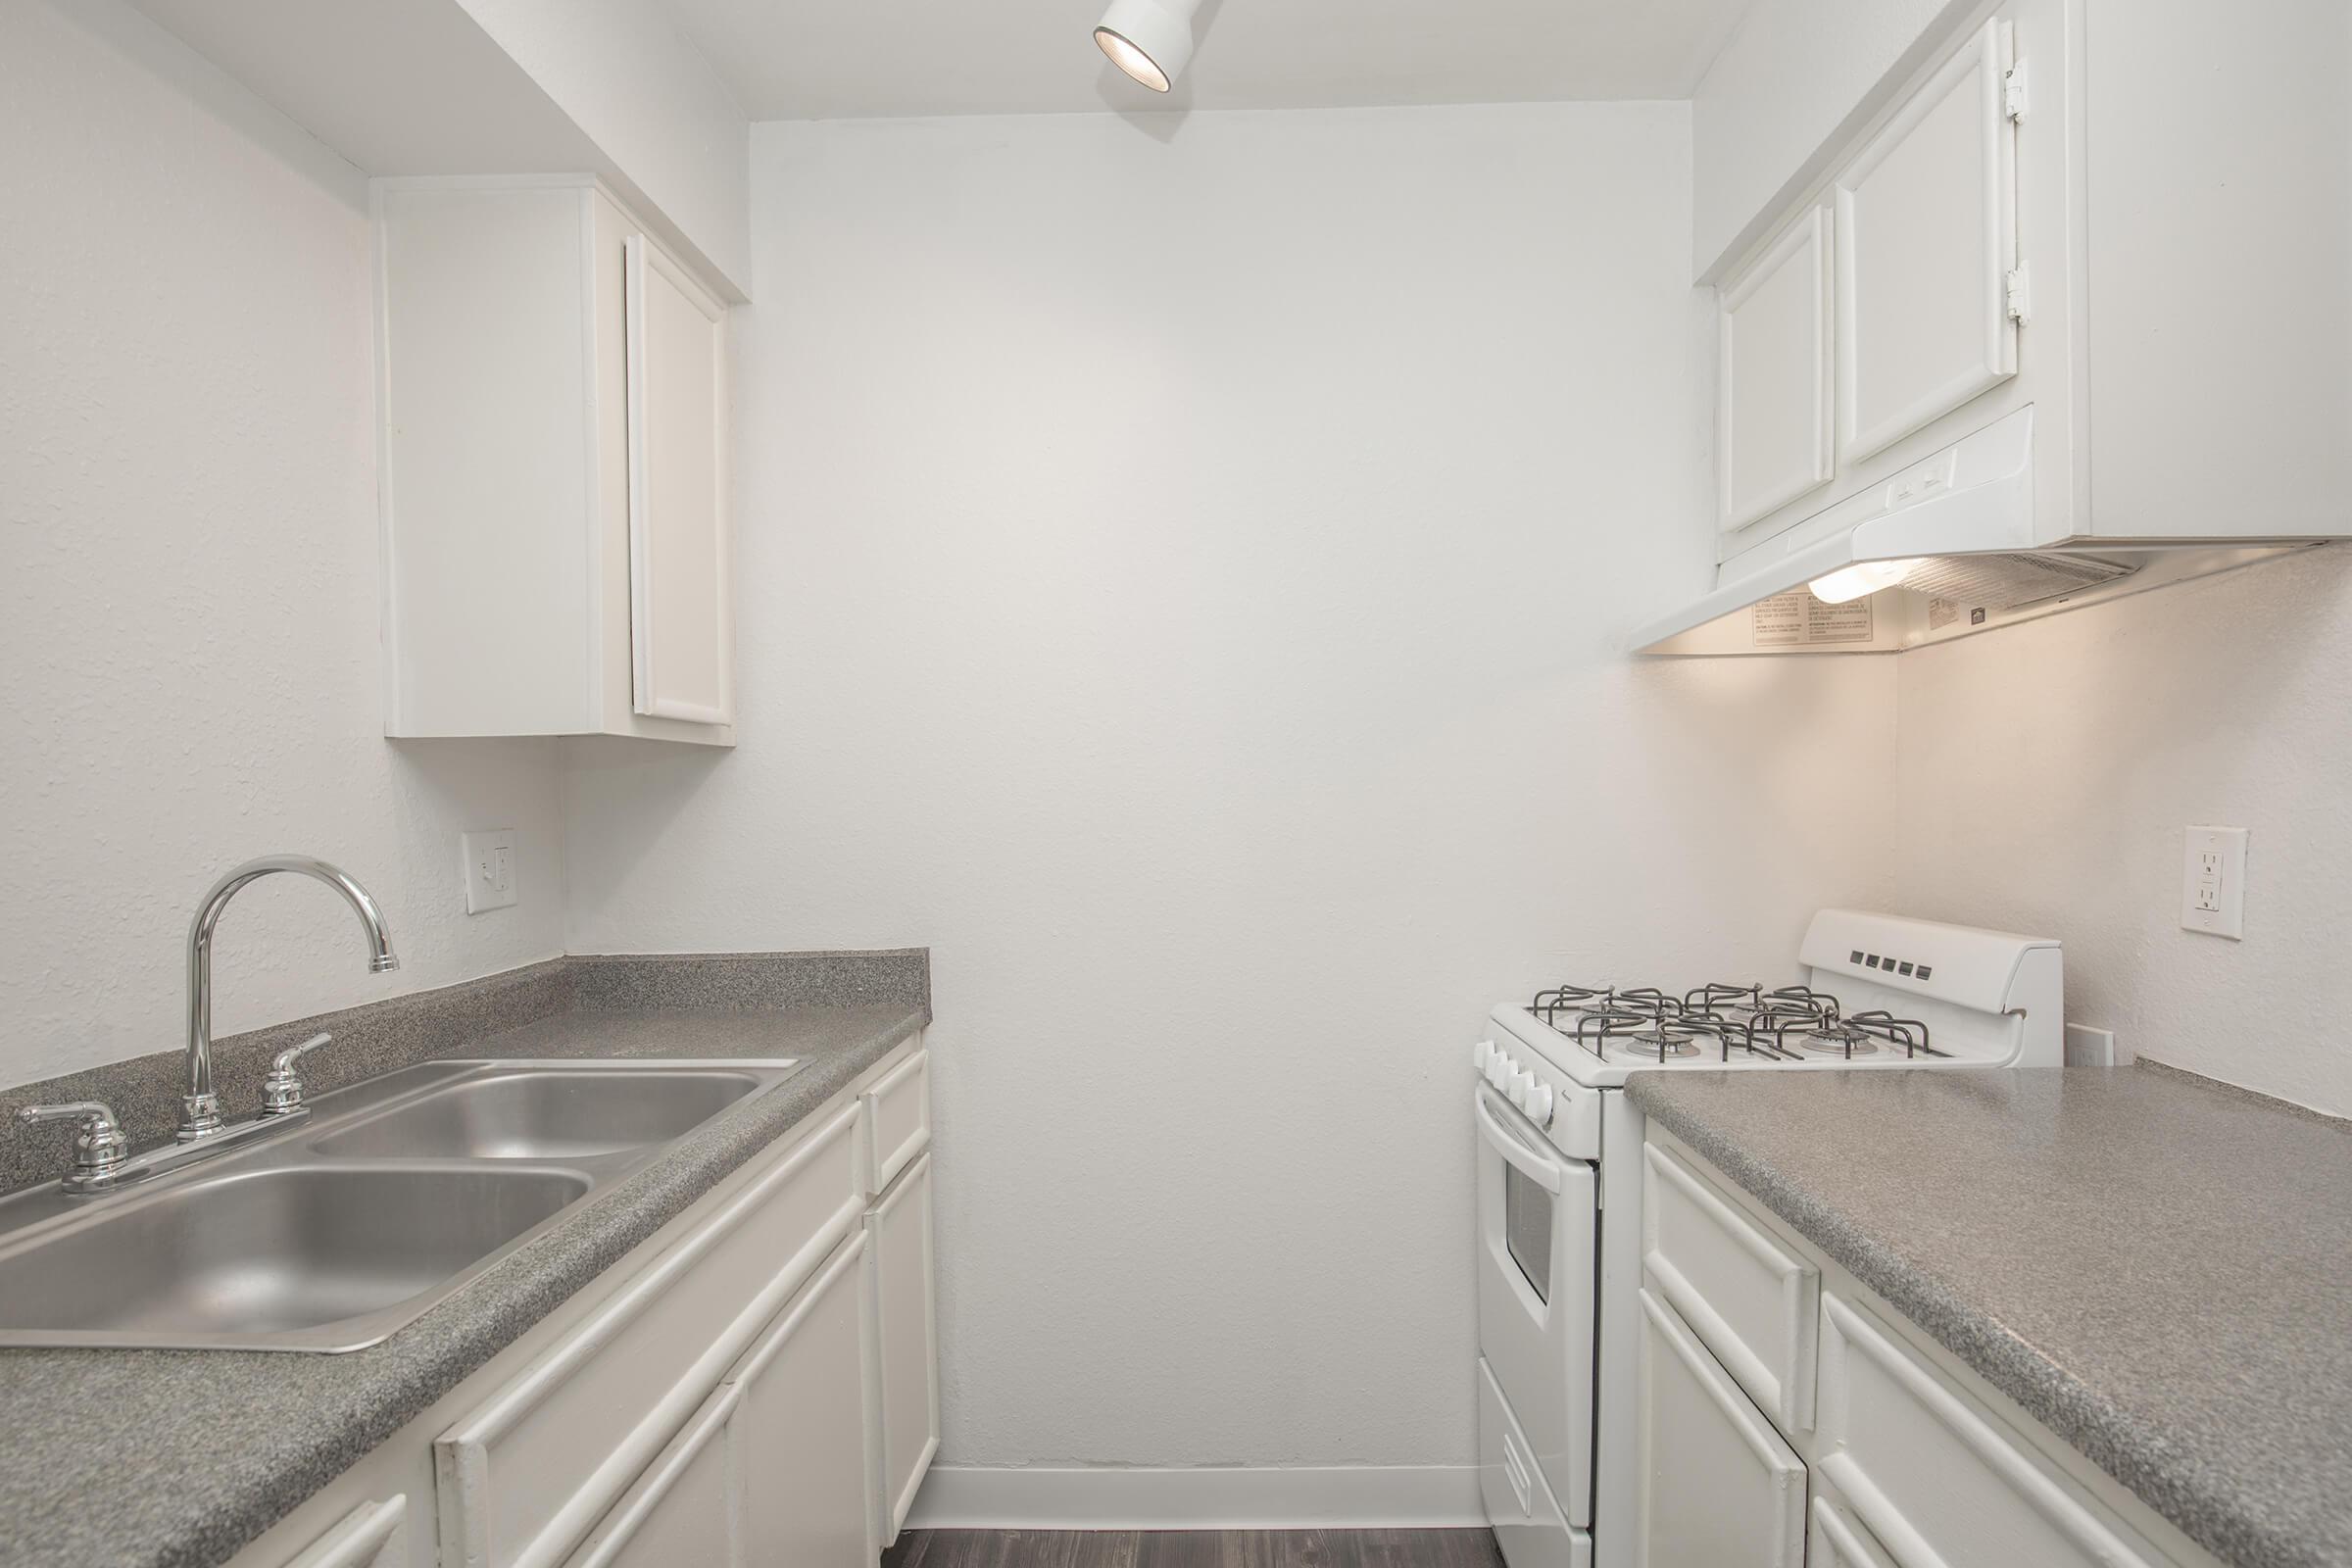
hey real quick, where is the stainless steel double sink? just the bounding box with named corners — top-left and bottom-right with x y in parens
top-left (0, 1058), bottom-right (804, 1352)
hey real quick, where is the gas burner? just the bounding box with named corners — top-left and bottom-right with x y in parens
top-left (1683, 982), bottom-right (1762, 1014)
top-left (1767, 1008), bottom-right (1941, 1060)
top-left (1611, 988), bottom-right (1683, 1022)
top-left (1785, 1022), bottom-right (1884, 1057)
top-left (1529, 984), bottom-right (1613, 1028)
top-left (1613, 1020), bottom-right (1707, 1062)
top-left (1565, 1006), bottom-right (1711, 1062)
top-left (1676, 1010), bottom-right (1791, 1062)
top-left (1685, 983), bottom-right (1837, 1025)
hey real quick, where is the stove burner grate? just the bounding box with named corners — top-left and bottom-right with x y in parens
top-left (1532, 980), bottom-right (1948, 1065)
top-left (1769, 1008), bottom-right (1942, 1060)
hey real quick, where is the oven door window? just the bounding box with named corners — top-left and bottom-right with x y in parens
top-left (1503, 1160), bottom-right (1553, 1303)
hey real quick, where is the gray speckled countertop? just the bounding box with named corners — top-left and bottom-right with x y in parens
top-left (0, 1000), bottom-right (925, 1568)
top-left (1625, 1065), bottom-right (2352, 1568)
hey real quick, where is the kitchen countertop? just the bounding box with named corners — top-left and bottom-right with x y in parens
top-left (1625, 1065), bottom-right (2352, 1568)
top-left (0, 1002), bottom-right (926, 1568)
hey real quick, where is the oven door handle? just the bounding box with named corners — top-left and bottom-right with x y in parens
top-left (1474, 1086), bottom-right (1565, 1194)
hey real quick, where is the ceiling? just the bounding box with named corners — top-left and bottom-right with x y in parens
top-left (661, 0), bottom-right (1757, 121)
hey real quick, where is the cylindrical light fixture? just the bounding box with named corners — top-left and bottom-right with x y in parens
top-left (1095, 0), bottom-right (1201, 92)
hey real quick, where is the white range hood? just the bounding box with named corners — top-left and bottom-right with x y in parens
top-left (1632, 408), bottom-right (2321, 657)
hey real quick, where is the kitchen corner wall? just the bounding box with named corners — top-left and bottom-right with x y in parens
top-left (0, 0), bottom-right (569, 1089)
top-left (559, 105), bottom-right (1898, 1491)
top-left (1893, 549), bottom-right (2352, 1117)
top-left (455, 0), bottom-right (754, 290)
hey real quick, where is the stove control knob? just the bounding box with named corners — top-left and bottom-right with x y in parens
top-left (1486, 1054), bottom-right (1511, 1089)
top-left (1523, 1083), bottom-right (1554, 1127)
top-left (1506, 1069), bottom-right (1533, 1108)
top-left (1471, 1039), bottom-right (1495, 1073)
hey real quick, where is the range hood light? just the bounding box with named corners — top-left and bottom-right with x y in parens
top-left (1809, 558), bottom-right (1926, 605)
top-left (1095, 0), bottom-right (1200, 92)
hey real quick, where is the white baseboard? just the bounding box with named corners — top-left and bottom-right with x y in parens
top-left (904, 1464), bottom-right (1485, 1530)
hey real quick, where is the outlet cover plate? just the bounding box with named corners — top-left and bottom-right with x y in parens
top-left (2180, 825), bottom-right (2247, 940)
top-left (462, 829), bottom-right (517, 914)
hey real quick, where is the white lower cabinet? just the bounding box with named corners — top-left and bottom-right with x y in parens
top-left (223, 1038), bottom-right (939, 1568)
top-left (1815, 1292), bottom-right (2168, 1568)
top-left (1637, 1130), bottom-right (2206, 1568)
top-left (434, 1102), bottom-right (865, 1568)
top-left (868, 1150), bottom-right (941, 1544)
top-left (1634, 1288), bottom-right (1805, 1568)
top-left (565, 1232), bottom-right (875, 1568)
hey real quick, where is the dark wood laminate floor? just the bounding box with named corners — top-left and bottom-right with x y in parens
top-left (883, 1530), bottom-right (1504, 1568)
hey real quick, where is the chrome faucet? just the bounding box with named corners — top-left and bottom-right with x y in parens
top-left (180, 856), bottom-right (398, 1141)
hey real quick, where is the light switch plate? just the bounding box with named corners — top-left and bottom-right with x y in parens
top-left (461, 829), bottom-right (517, 914)
top-left (2180, 825), bottom-right (2247, 940)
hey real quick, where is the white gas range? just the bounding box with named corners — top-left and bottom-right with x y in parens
top-left (1470, 909), bottom-right (2063, 1568)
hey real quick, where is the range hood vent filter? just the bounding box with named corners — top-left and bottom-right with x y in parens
top-left (1896, 551), bottom-right (2138, 612)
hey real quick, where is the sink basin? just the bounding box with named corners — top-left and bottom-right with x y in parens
top-left (312, 1068), bottom-right (765, 1160)
top-left (0, 1165), bottom-right (589, 1349)
top-left (0, 1056), bottom-right (801, 1351)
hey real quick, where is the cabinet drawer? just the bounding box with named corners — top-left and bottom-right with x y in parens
top-left (1642, 1140), bottom-right (1820, 1431)
top-left (864, 1048), bottom-right (930, 1193)
top-left (1817, 1292), bottom-right (2173, 1568)
top-left (436, 1102), bottom-right (863, 1568)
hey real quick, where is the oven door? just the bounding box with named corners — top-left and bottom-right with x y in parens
top-left (1475, 1083), bottom-right (1597, 1529)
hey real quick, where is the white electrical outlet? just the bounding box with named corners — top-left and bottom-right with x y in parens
top-left (2180, 825), bottom-right (2247, 940)
top-left (2064, 1023), bottom-right (2123, 1067)
top-left (461, 829), bottom-right (518, 914)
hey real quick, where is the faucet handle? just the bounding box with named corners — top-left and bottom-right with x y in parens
top-left (260, 1032), bottom-right (335, 1115)
top-left (17, 1101), bottom-right (129, 1192)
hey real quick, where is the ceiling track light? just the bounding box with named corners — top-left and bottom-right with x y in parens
top-left (1095, 0), bottom-right (1202, 92)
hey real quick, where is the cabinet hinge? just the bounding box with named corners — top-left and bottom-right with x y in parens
top-left (2003, 59), bottom-right (2028, 121)
top-left (2004, 263), bottom-right (2032, 324)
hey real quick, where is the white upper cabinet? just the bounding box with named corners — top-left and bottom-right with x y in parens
top-left (378, 177), bottom-right (736, 747)
top-left (1705, 0), bottom-right (2349, 563)
top-left (1719, 205), bottom-right (1836, 532)
top-left (624, 236), bottom-right (732, 727)
top-left (1834, 18), bottom-right (2019, 465)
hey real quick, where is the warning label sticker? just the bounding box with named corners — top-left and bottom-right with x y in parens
top-left (1752, 588), bottom-right (1874, 648)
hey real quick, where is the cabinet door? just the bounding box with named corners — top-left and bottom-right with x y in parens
top-left (869, 1152), bottom-right (941, 1544)
top-left (564, 1232), bottom-right (873, 1568)
top-left (562, 1392), bottom-right (737, 1568)
top-left (732, 1227), bottom-right (877, 1568)
top-left (1636, 1289), bottom-right (1805, 1568)
top-left (1835, 18), bottom-right (2018, 464)
top-left (1719, 205), bottom-right (1835, 532)
top-left (623, 232), bottom-right (732, 726)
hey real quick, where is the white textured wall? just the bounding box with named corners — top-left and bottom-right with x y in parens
top-left (0, 0), bottom-right (568, 1088)
top-left (1690, 0), bottom-right (1967, 274)
top-left (459, 0), bottom-right (752, 292)
top-left (561, 105), bottom-right (1898, 1477)
top-left (1893, 550), bottom-right (2352, 1117)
